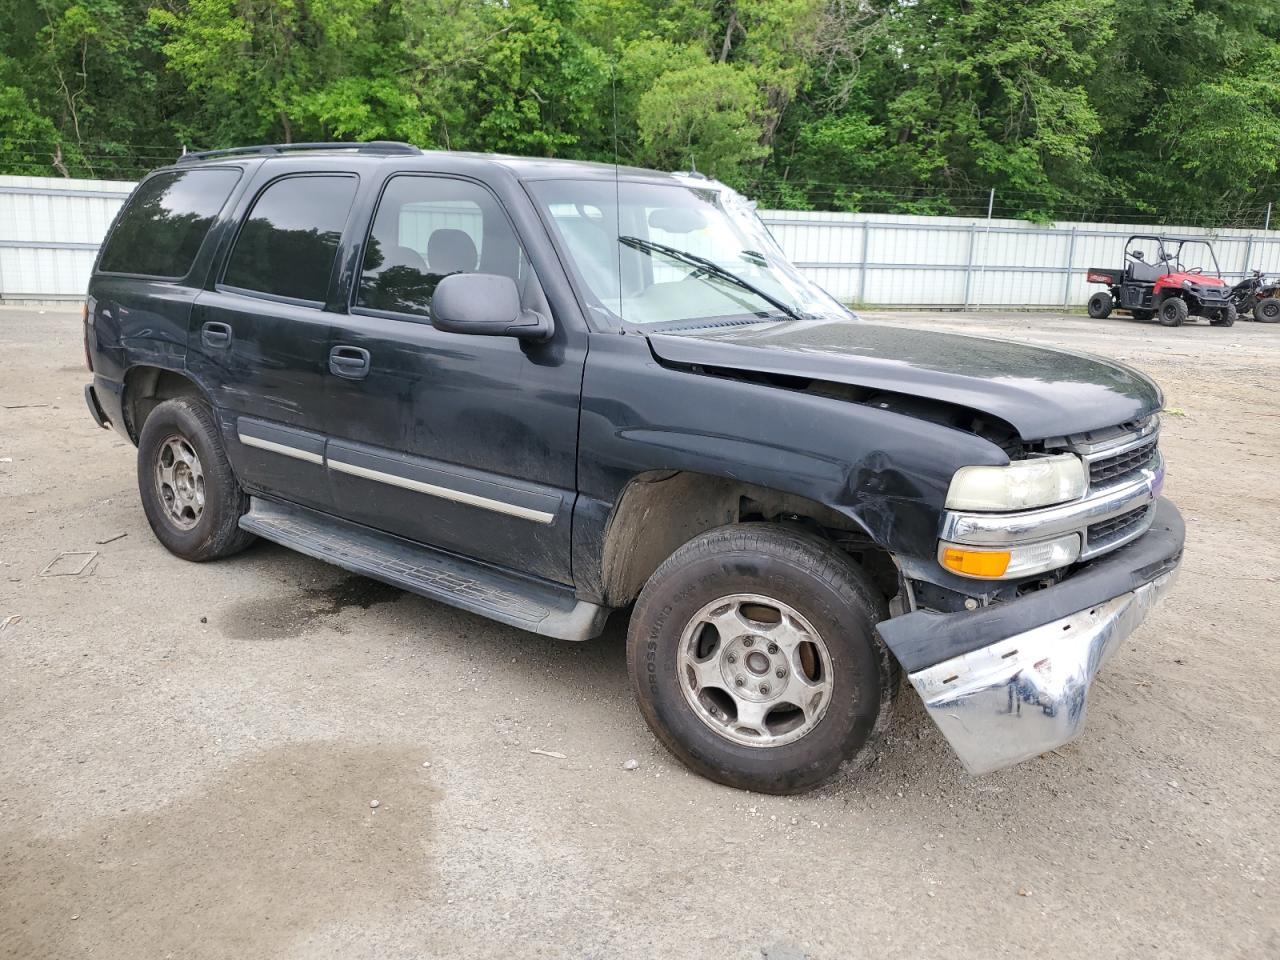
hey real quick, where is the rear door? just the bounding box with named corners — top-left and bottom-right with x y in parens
top-left (188, 169), bottom-right (360, 512)
top-left (322, 173), bottom-right (585, 584)
top-left (89, 167), bottom-right (244, 395)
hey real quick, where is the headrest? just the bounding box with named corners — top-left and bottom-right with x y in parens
top-left (427, 229), bottom-right (478, 275)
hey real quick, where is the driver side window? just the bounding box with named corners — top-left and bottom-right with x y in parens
top-left (357, 176), bottom-right (528, 320)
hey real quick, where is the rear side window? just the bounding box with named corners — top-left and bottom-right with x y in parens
top-left (222, 174), bottom-right (358, 303)
top-left (98, 168), bottom-right (241, 278)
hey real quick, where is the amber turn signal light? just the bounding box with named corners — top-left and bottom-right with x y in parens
top-left (941, 546), bottom-right (1011, 578)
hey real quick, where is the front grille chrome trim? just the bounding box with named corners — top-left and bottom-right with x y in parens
top-left (1068, 416), bottom-right (1159, 458)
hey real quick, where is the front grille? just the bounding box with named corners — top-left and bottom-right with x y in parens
top-left (1087, 505), bottom-right (1151, 549)
top-left (1089, 436), bottom-right (1158, 485)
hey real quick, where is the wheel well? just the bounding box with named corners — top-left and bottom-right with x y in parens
top-left (598, 471), bottom-right (900, 608)
top-left (123, 366), bottom-right (206, 442)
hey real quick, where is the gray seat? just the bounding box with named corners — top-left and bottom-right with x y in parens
top-left (427, 229), bottom-right (478, 275)
top-left (1128, 257), bottom-right (1163, 283)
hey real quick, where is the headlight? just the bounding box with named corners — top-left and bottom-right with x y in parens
top-left (945, 453), bottom-right (1087, 512)
top-left (939, 534), bottom-right (1082, 579)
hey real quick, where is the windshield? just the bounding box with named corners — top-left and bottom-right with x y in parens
top-left (1128, 237), bottom-right (1220, 276)
top-left (529, 178), bottom-right (850, 327)
top-left (1167, 240), bottom-right (1219, 276)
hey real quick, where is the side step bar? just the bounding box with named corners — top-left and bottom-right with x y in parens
top-left (239, 498), bottom-right (610, 642)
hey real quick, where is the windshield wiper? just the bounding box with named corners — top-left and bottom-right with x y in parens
top-left (618, 235), bottom-right (804, 322)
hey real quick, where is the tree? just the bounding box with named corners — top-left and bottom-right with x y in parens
top-left (1, 0), bottom-right (1279, 226)
top-left (635, 60), bottom-right (768, 183)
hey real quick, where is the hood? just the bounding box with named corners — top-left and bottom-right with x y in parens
top-left (1160, 271), bottom-right (1225, 288)
top-left (647, 319), bottom-right (1163, 441)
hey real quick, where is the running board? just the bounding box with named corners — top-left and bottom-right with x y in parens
top-left (239, 498), bottom-right (610, 641)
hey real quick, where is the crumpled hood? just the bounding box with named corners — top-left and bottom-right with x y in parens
top-left (647, 319), bottom-right (1163, 441)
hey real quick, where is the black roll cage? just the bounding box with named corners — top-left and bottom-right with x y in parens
top-left (1124, 234), bottom-right (1221, 279)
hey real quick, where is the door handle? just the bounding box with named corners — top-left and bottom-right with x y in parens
top-left (329, 345), bottom-right (371, 379)
top-left (201, 321), bottom-right (233, 349)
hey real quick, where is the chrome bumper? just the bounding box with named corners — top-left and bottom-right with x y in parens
top-left (906, 567), bottom-right (1178, 774)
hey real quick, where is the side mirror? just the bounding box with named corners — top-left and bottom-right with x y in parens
top-left (431, 273), bottom-right (553, 342)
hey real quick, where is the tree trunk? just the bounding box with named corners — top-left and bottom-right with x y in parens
top-left (719, 11), bottom-right (738, 63)
top-left (51, 145), bottom-right (70, 178)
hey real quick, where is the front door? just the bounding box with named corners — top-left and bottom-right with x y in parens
top-left (188, 169), bottom-right (361, 512)
top-left (322, 173), bottom-right (584, 585)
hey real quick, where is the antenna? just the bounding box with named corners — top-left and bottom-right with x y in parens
top-left (611, 60), bottom-right (624, 328)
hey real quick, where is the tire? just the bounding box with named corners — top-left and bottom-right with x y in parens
top-left (626, 523), bottom-right (897, 794)
top-left (1255, 297), bottom-right (1280, 323)
top-left (137, 397), bottom-right (255, 561)
top-left (1210, 304), bottom-right (1236, 327)
top-left (1158, 297), bottom-right (1188, 327)
top-left (1087, 291), bottom-right (1113, 318)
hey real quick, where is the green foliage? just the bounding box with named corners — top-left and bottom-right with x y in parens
top-left (635, 61), bottom-right (767, 183)
top-left (2, 0), bottom-right (1280, 224)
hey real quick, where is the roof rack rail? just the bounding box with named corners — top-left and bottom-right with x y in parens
top-left (176, 141), bottom-right (421, 163)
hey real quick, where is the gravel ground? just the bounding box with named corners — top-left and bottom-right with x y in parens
top-left (1, 305), bottom-right (1277, 960)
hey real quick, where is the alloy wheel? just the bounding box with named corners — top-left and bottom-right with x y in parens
top-left (154, 434), bottom-right (205, 530)
top-left (677, 593), bottom-right (834, 748)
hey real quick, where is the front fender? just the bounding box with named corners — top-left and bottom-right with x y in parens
top-left (573, 334), bottom-right (1008, 600)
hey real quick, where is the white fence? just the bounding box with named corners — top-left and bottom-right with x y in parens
top-left (0, 176), bottom-right (135, 300)
top-left (766, 209), bottom-right (1280, 308)
top-left (4, 174), bottom-right (1280, 308)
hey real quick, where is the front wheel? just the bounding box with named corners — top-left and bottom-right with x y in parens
top-left (137, 397), bottom-right (255, 561)
top-left (1210, 304), bottom-right (1237, 327)
top-left (1158, 297), bottom-right (1188, 327)
top-left (626, 524), bottom-right (897, 794)
top-left (1256, 297), bottom-right (1280, 323)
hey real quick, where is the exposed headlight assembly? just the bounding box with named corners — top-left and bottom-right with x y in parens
top-left (945, 453), bottom-right (1087, 512)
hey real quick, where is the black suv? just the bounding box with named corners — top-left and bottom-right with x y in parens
top-left (83, 142), bottom-right (1183, 793)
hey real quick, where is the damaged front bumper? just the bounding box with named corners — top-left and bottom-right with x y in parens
top-left (878, 498), bottom-right (1184, 775)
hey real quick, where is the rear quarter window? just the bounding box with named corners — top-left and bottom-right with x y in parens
top-left (98, 168), bottom-right (241, 279)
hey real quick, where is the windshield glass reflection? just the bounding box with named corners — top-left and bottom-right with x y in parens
top-left (530, 177), bottom-right (851, 328)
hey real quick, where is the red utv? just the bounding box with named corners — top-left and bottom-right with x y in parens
top-left (1086, 235), bottom-right (1236, 327)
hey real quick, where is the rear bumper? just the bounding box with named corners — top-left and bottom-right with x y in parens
top-left (84, 383), bottom-right (110, 429)
top-left (85, 376), bottom-right (129, 441)
top-left (879, 498), bottom-right (1184, 774)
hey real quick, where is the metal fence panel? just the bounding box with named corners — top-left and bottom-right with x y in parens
top-left (4, 175), bottom-right (1280, 308)
top-left (1, 176), bottom-right (134, 300)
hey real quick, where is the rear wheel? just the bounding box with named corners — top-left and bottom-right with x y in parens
top-left (1158, 297), bottom-right (1188, 327)
top-left (1087, 292), bottom-right (1113, 319)
top-left (1255, 297), bottom-right (1280, 323)
top-left (137, 397), bottom-right (255, 561)
top-left (1210, 304), bottom-right (1237, 327)
top-left (626, 524), bottom-right (896, 794)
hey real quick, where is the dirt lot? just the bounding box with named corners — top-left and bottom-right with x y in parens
top-left (1, 306), bottom-right (1277, 960)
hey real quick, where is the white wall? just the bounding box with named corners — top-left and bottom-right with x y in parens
top-left (3, 174), bottom-right (1278, 308)
top-left (763, 209), bottom-right (1280, 308)
top-left (0, 176), bottom-right (135, 300)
